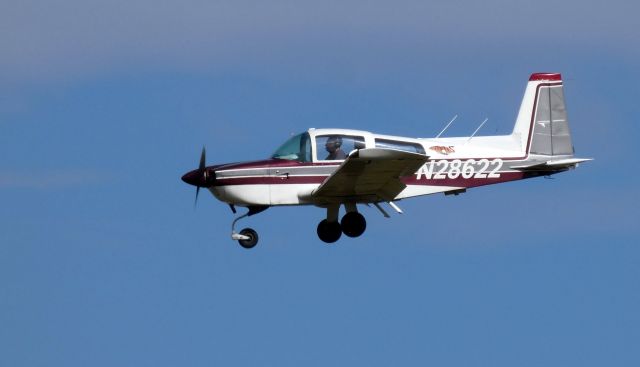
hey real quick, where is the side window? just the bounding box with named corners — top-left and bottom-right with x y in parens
top-left (315, 135), bottom-right (365, 161)
top-left (375, 139), bottom-right (426, 154)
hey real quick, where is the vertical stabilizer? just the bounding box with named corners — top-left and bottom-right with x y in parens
top-left (511, 73), bottom-right (574, 156)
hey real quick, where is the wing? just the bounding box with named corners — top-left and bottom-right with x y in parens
top-left (312, 148), bottom-right (429, 203)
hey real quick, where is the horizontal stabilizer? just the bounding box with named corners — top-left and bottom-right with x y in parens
top-left (511, 158), bottom-right (593, 171)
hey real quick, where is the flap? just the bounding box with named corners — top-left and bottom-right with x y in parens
top-left (312, 148), bottom-right (429, 202)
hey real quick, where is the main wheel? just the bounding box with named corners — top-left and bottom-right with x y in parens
top-left (317, 219), bottom-right (342, 243)
top-left (238, 228), bottom-right (259, 249)
top-left (341, 212), bottom-right (366, 237)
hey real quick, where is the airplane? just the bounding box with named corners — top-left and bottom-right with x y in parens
top-left (182, 73), bottom-right (591, 248)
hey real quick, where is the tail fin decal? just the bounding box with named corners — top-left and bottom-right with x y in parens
top-left (512, 73), bottom-right (575, 157)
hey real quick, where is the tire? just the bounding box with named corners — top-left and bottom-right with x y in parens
top-left (317, 219), bottom-right (342, 243)
top-left (341, 212), bottom-right (366, 238)
top-left (238, 228), bottom-right (259, 249)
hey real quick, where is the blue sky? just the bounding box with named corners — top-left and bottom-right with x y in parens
top-left (1, 1), bottom-right (639, 366)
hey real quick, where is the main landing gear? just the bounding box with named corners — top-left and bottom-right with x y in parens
top-left (317, 204), bottom-right (367, 243)
top-left (231, 206), bottom-right (268, 249)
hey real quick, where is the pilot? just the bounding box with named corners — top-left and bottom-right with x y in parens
top-left (325, 136), bottom-right (346, 160)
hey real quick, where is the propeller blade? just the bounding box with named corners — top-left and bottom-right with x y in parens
top-left (194, 186), bottom-right (201, 208)
top-left (199, 146), bottom-right (206, 171)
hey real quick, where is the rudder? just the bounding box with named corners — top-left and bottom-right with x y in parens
top-left (512, 73), bottom-right (574, 156)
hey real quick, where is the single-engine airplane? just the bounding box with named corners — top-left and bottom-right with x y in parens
top-left (182, 73), bottom-right (590, 248)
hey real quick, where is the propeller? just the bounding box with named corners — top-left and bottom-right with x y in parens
top-left (195, 147), bottom-right (206, 206)
top-left (181, 146), bottom-right (213, 207)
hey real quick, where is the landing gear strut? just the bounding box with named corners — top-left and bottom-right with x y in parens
top-left (231, 206), bottom-right (268, 249)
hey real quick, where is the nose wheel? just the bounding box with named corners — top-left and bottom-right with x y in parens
top-left (235, 228), bottom-right (259, 249)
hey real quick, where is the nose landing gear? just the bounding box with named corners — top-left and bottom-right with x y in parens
top-left (231, 206), bottom-right (268, 249)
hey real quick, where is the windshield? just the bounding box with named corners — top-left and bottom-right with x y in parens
top-left (271, 132), bottom-right (312, 162)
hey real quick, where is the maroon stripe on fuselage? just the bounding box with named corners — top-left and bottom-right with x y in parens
top-left (402, 171), bottom-right (525, 188)
top-left (215, 176), bottom-right (327, 186)
top-left (215, 171), bottom-right (526, 188)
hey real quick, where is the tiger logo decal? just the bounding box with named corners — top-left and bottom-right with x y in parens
top-left (429, 145), bottom-right (456, 155)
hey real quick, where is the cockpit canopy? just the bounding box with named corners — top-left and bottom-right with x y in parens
top-left (272, 129), bottom-right (426, 163)
top-left (271, 131), bottom-right (368, 162)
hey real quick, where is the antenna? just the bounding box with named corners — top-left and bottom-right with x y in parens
top-left (466, 118), bottom-right (488, 142)
top-left (436, 115), bottom-right (458, 138)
